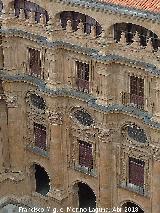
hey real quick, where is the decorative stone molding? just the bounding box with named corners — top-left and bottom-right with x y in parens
top-left (0, 171), bottom-right (25, 183)
top-left (152, 146), bottom-right (160, 161)
top-left (48, 188), bottom-right (68, 201)
top-left (5, 93), bottom-right (18, 108)
top-left (98, 128), bottom-right (115, 143)
top-left (120, 147), bottom-right (150, 195)
top-left (48, 111), bottom-right (63, 125)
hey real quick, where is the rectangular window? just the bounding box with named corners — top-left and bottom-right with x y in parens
top-left (34, 123), bottom-right (47, 151)
top-left (78, 140), bottom-right (93, 169)
top-left (129, 157), bottom-right (145, 187)
top-left (130, 76), bottom-right (144, 108)
top-left (76, 61), bottom-right (89, 92)
top-left (29, 48), bottom-right (41, 77)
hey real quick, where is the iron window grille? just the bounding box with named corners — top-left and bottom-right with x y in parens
top-left (129, 157), bottom-right (145, 189)
top-left (28, 48), bottom-right (42, 78)
top-left (76, 61), bottom-right (90, 93)
top-left (78, 140), bottom-right (93, 170)
top-left (130, 76), bottom-right (144, 109)
top-left (34, 123), bottom-right (47, 151)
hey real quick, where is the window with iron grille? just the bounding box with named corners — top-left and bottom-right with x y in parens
top-left (34, 123), bottom-right (47, 151)
top-left (130, 76), bottom-right (144, 108)
top-left (73, 109), bottom-right (93, 126)
top-left (129, 157), bottom-right (145, 187)
top-left (76, 61), bottom-right (89, 92)
top-left (78, 140), bottom-right (93, 169)
top-left (127, 124), bottom-right (147, 143)
top-left (30, 94), bottom-right (45, 110)
top-left (29, 48), bottom-right (42, 77)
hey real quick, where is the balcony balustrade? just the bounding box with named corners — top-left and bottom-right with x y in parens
top-left (120, 181), bottom-right (147, 196)
top-left (74, 162), bottom-right (96, 177)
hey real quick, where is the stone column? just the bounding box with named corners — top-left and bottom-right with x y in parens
top-left (152, 159), bottom-right (160, 213)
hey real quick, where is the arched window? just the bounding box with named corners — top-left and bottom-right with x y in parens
top-left (113, 23), bottom-right (160, 50)
top-left (14, 0), bottom-right (49, 23)
top-left (34, 164), bottom-right (50, 196)
top-left (60, 11), bottom-right (102, 36)
top-left (126, 124), bottom-right (147, 143)
top-left (30, 94), bottom-right (45, 110)
top-left (73, 182), bottom-right (96, 209)
top-left (73, 109), bottom-right (93, 126)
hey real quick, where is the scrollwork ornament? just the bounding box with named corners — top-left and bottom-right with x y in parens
top-left (48, 111), bottom-right (63, 125)
top-left (152, 147), bottom-right (160, 161)
top-left (98, 128), bottom-right (115, 143)
top-left (5, 94), bottom-right (18, 108)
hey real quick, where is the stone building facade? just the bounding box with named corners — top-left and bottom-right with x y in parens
top-left (0, 0), bottom-right (160, 212)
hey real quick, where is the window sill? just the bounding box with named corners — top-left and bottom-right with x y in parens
top-left (26, 145), bottom-right (49, 158)
top-left (74, 163), bottom-right (97, 177)
top-left (119, 182), bottom-right (149, 197)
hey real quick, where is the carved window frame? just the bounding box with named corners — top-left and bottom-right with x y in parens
top-left (26, 113), bottom-right (50, 157)
top-left (120, 149), bottom-right (150, 196)
top-left (70, 127), bottom-right (97, 177)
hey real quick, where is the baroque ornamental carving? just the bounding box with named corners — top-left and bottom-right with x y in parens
top-left (98, 128), bottom-right (115, 143)
top-left (48, 112), bottom-right (63, 125)
top-left (5, 94), bottom-right (18, 108)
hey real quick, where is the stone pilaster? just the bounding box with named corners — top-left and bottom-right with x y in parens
top-left (152, 159), bottom-right (160, 213)
top-left (48, 112), bottom-right (63, 189)
top-left (5, 92), bottom-right (24, 172)
top-left (98, 128), bottom-right (114, 207)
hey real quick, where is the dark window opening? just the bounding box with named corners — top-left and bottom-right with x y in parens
top-left (0, 1), bottom-right (3, 14)
top-left (73, 109), bottom-right (93, 126)
top-left (76, 61), bottom-right (89, 92)
top-left (127, 124), bottom-right (147, 143)
top-left (113, 23), bottom-right (160, 50)
top-left (78, 182), bottom-right (96, 210)
top-left (60, 11), bottom-right (102, 36)
top-left (14, 0), bottom-right (49, 23)
top-left (30, 94), bottom-right (45, 110)
top-left (79, 140), bottom-right (93, 169)
top-left (29, 48), bottom-right (42, 78)
top-left (129, 157), bottom-right (145, 187)
top-left (122, 202), bottom-right (144, 213)
top-left (34, 164), bottom-right (50, 196)
top-left (34, 123), bottom-right (47, 151)
top-left (130, 76), bottom-right (144, 109)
